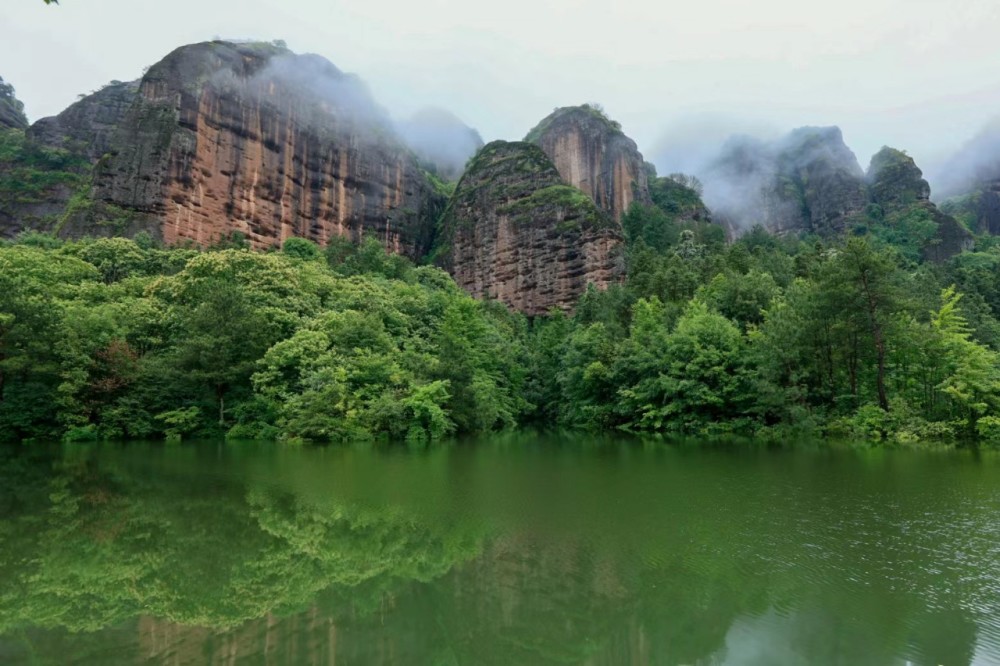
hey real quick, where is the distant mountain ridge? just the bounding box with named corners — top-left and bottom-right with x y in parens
top-left (0, 41), bottom-right (996, 314)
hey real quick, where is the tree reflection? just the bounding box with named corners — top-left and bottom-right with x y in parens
top-left (0, 441), bottom-right (996, 665)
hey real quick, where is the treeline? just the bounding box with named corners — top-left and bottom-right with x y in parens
top-left (4, 208), bottom-right (1000, 444)
top-left (0, 233), bottom-right (527, 443)
top-left (542, 204), bottom-right (1000, 443)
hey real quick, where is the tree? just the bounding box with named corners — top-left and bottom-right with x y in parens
top-left (176, 279), bottom-right (275, 427)
top-left (930, 286), bottom-right (1000, 430)
top-left (619, 301), bottom-right (749, 432)
top-left (818, 238), bottom-right (902, 411)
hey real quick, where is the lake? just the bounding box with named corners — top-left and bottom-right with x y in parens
top-left (1, 434), bottom-right (999, 665)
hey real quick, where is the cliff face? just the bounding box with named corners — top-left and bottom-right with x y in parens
top-left (934, 124), bottom-right (1000, 235)
top-left (704, 127), bottom-right (868, 235)
top-left (0, 77), bottom-right (28, 130)
top-left (526, 105), bottom-right (650, 225)
top-left (866, 147), bottom-right (972, 261)
top-left (437, 141), bottom-right (623, 315)
top-left (30, 80), bottom-right (140, 162)
top-left (398, 107), bottom-right (483, 182)
top-left (866, 146), bottom-right (931, 208)
top-left (32, 41), bottom-right (443, 257)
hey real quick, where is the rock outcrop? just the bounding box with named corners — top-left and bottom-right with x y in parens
top-left (398, 107), bottom-right (483, 181)
top-left (25, 41), bottom-right (444, 257)
top-left (526, 105), bottom-right (651, 224)
top-left (866, 147), bottom-right (972, 261)
top-left (934, 123), bottom-right (1000, 235)
top-left (648, 174), bottom-right (712, 224)
top-left (30, 80), bottom-right (140, 162)
top-left (866, 147), bottom-right (931, 208)
top-left (436, 141), bottom-right (623, 315)
top-left (699, 131), bottom-right (969, 259)
top-left (0, 77), bottom-right (28, 130)
top-left (703, 127), bottom-right (868, 235)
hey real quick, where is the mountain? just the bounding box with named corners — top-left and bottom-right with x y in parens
top-left (13, 40), bottom-right (447, 258)
top-left (701, 127), bottom-right (970, 260)
top-left (435, 141), bottom-right (622, 315)
top-left (703, 126), bottom-right (868, 235)
top-left (0, 41), bottom-right (985, 315)
top-left (526, 104), bottom-right (652, 224)
top-left (398, 107), bottom-right (483, 181)
top-left (865, 147), bottom-right (972, 261)
top-left (933, 122), bottom-right (1000, 236)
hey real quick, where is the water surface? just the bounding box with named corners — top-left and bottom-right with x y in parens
top-left (1, 435), bottom-right (999, 665)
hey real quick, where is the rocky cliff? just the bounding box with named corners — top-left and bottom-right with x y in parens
top-left (866, 147), bottom-right (972, 261)
top-left (699, 131), bottom-right (969, 259)
top-left (30, 80), bottom-right (140, 162)
top-left (398, 107), bottom-right (483, 181)
top-left (27, 41), bottom-right (444, 257)
top-left (436, 141), bottom-right (623, 315)
top-left (866, 146), bottom-right (931, 208)
top-left (703, 127), bottom-right (868, 235)
top-left (526, 105), bottom-right (651, 224)
top-left (933, 123), bottom-right (1000, 235)
top-left (0, 77), bottom-right (28, 130)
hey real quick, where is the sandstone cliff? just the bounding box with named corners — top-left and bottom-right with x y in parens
top-left (398, 107), bottom-right (483, 182)
top-left (27, 41), bottom-right (444, 257)
top-left (436, 141), bottom-right (623, 315)
top-left (0, 77), bottom-right (28, 130)
top-left (526, 105), bottom-right (651, 224)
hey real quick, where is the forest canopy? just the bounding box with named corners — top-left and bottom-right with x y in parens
top-left (4, 215), bottom-right (1000, 445)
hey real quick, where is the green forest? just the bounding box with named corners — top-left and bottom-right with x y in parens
top-left (4, 193), bottom-right (1000, 445)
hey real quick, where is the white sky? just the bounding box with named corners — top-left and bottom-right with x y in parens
top-left (3, 0), bottom-right (1000, 186)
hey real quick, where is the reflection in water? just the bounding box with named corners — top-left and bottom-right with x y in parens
top-left (1, 436), bottom-right (999, 665)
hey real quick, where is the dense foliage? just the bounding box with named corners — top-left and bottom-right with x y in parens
top-left (5, 192), bottom-right (1000, 445)
top-left (532, 204), bottom-right (1000, 443)
top-left (0, 235), bottom-right (528, 443)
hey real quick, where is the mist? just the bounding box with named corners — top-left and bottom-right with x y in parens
top-left (396, 108), bottom-right (484, 181)
top-left (4, 0), bottom-right (1000, 198)
top-left (927, 119), bottom-right (1000, 200)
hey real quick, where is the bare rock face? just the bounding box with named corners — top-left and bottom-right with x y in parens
top-left (526, 105), bottom-right (651, 225)
top-left (45, 41), bottom-right (443, 257)
top-left (398, 107), bottom-right (483, 182)
top-left (30, 80), bottom-right (140, 162)
top-left (0, 77), bottom-right (28, 130)
top-left (437, 141), bottom-right (623, 315)
top-left (704, 127), bottom-right (868, 235)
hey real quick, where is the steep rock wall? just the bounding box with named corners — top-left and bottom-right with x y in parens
top-left (437, 141), bottom-right (623, 315)
top-left (704, 127), bottom-right (868, 235)
top-left (527, 105), bottom-right (650, 225)
top-left (866, 146), bottom-right (972, 261)
top-left (41, 41), bottom-right (442, 257)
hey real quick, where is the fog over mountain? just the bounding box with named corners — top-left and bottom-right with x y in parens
top-left (4, 0), bottom-right (1000, 196)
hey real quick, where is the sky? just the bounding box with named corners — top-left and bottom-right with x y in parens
top-left (4, 0), bottom-right (1000, 188)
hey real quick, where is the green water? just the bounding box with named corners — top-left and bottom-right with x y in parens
top-left (1, 436), bottom-right (999, 665)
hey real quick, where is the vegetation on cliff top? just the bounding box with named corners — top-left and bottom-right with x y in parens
top-left (523, 103), bottom-right (624, 144)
